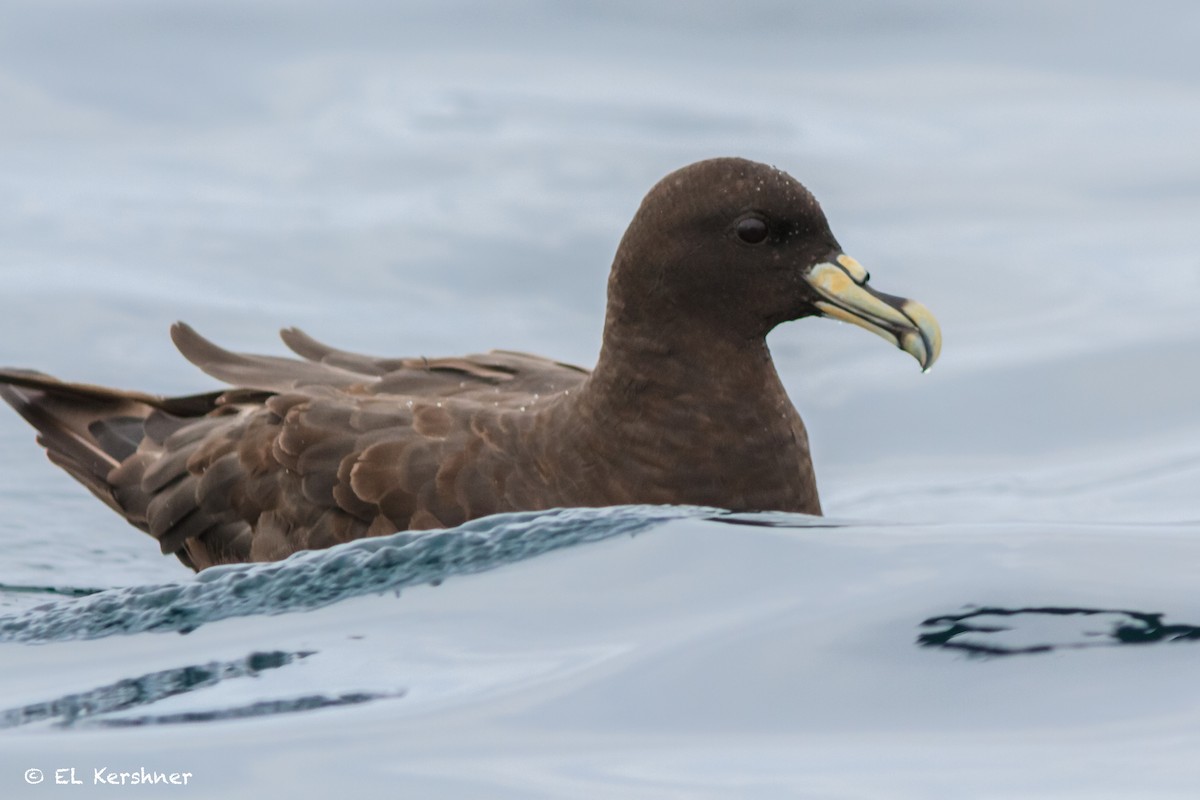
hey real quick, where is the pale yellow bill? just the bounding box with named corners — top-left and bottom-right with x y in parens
top-left (805, 255), bottom-right (942, 371)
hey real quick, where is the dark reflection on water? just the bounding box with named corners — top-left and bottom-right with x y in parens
top-left (920, 606), bottom-right (1200, 657)
top-left (0, 584), bottom-right (104, 598)
top-left (2, 649), bottom-right (312, 729)
top-left (90, 692), bottom-right (395, 728)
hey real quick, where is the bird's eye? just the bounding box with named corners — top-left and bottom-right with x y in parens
top-left (735, 216), bottom-right (769, 245)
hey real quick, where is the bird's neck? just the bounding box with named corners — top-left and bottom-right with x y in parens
top-left (584, 314), bottom-right (780, 409)
top-left (548, 308), bottom-right (820, 514)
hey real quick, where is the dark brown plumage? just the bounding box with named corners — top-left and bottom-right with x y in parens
top-left (0, 157), bottom-right (941, 570)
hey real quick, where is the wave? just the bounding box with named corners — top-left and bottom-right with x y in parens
top-left (0, 505), bottom-right (730, 644)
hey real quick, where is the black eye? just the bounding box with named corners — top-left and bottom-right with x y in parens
top-left (735, 216), bottom-right (769, 244)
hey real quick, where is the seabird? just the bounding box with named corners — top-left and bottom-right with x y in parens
top-left (0, 157), bottom-right (941, 570)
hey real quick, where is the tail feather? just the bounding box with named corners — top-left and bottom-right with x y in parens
top-left (0, 379), bottom-right (130, 516)
top-left (88, 416), bottom-right (146, 461)
top-left (1, 366), bottom-right (266, 572)
top-left (0, 369), bottom-right (219, 523)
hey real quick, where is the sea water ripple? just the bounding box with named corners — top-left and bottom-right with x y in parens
top-left (0, 505), bottom-right (736, 644)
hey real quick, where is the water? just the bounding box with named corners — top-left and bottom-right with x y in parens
top-left (1, 1), bottom-right (1198, 796)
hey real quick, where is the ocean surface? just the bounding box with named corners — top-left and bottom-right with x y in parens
top-left (1, 1), bottom-right (1198, 797)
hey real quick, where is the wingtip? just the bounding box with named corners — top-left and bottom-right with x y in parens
top-left (279, 326), bottom-right (331, 361)
top-left (169, 321), bottom-right (243, 373)
top-left (278, 326), bottom-right (306, 347)
top-left (169, 321), bottom-right (196, 347)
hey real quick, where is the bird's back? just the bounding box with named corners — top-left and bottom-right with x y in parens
top-left (0, 324), bottom-right (591, 569)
